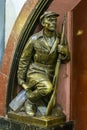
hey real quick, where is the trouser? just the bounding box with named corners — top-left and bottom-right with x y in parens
top-left (26, 80), bottom-right (53, 103)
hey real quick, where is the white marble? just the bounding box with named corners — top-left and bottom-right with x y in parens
top-left (5, 0), bottom-right (26, 45)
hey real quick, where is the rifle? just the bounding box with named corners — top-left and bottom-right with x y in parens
top-left (46, 13), bottom-right (67, 115)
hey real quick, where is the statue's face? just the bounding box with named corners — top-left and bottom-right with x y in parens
top-left (43, 16), bottom-right (57, 31)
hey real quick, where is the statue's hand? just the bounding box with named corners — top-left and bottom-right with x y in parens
top-left (58, 44), bottom-right (70, 62)
top-left (22, 83), bottom-right (29, 90)
top-left (58, 45), bottom-right (67, 55)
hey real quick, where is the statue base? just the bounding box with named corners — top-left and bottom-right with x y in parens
top-left (8, 111), bottom-right (66, 128)
top-left (0, 113), bottom-right (74, 130)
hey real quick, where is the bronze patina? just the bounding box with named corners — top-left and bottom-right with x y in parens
top-left (9, 11), bottom-right (70, 118)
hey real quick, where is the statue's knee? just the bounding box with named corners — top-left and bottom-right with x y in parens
top-left (42, 81), bottom-right (53, 95)
top-left (26, 89), bottom-right (41, 103)
top-left (26, 91), bottom-right (34, 102)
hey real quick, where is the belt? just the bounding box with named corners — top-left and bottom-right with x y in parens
top-left (34, 62), bottom-right (55, 69)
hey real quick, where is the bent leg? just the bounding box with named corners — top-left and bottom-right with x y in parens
top-left (27, 80), bottom-right (53, 103)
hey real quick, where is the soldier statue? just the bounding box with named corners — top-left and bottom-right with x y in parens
top-left (16, 11), bottom-right (70, 116)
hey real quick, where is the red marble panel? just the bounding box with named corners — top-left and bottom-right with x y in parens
top-left (0, 72), bottom-right (8, 115)
top-left (47, 0), bottom-right (81, 120)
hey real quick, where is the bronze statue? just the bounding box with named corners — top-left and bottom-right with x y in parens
top-left (9, 11), bottom-right (70, 117)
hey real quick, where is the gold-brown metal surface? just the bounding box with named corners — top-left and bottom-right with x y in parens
top-left (8, 112), bottom-right (66, 128)
top-left (9, 11), bottom-right (70, 117)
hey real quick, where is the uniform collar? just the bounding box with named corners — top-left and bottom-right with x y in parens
top-left (41, 30), bottom-right (58, 54)
top-left (49, 37), bottom-right (59, 54)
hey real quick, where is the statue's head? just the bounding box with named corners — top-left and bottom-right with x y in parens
top-left (40, 11), bottom-right (59, 31)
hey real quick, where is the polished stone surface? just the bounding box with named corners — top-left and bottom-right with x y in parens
top-left (0, 116), bottom-right (74, 130)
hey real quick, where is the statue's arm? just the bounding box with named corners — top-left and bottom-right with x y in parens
top-left (58, 35), bottom-right (70, 63)
top-left (17, 38), bottom-right (34, 89)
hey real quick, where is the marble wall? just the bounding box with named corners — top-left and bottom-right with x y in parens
top-left (5, 0), bottom-right (26, 44)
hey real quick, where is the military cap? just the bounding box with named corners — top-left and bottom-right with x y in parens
top-left (40, 11), bottom-right (59, 23)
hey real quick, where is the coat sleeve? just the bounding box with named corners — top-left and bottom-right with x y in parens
top-left (61, 36), bottom-right (70, 63)
top-left (58, 33), bottom-right (70, 63)
top-left (17, 38), bottom-right (34, 86)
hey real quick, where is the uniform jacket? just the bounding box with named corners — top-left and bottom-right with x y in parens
top-left (17, 30), bottom-right (69, 86)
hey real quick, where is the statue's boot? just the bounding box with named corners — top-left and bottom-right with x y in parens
top-left (25, 89), bottom-right (46, 116)
top-left (24, 99), bottom-right (37, 116)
